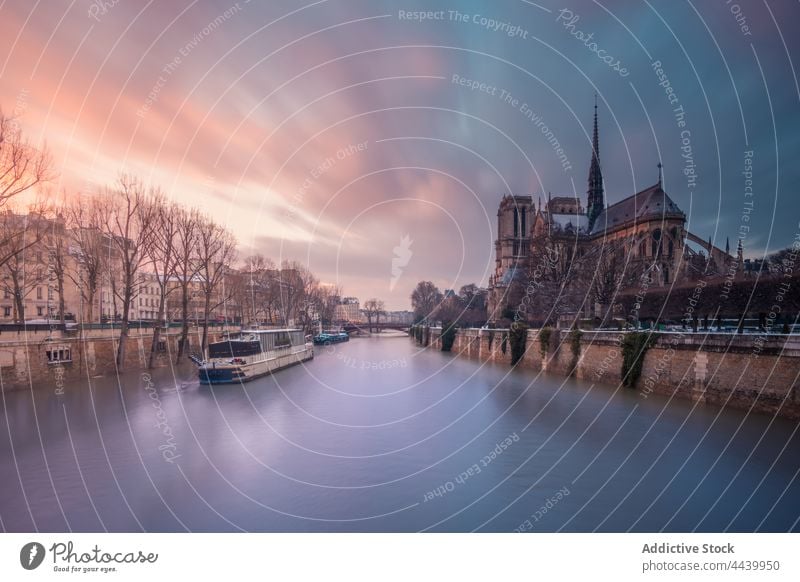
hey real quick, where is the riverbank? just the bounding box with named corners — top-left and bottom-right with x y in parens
top-left (0, 326), bottom-right (237, 392)
top-left (420, 327), bottom-right (800, 420)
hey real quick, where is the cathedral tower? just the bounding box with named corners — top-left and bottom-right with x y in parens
top-left (586, 100), bottom-right (604, 231)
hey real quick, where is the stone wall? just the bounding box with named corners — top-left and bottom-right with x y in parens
top-left (419, 327), bottom-right (800, 419)
top-left (0, 327), bottom-right (236, 392)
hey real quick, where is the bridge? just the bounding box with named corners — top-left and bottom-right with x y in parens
top-left (341, 322), bottom-right (410, 334)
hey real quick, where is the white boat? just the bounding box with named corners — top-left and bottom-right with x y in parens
top-left (197, 329), bottom-right (313, 384)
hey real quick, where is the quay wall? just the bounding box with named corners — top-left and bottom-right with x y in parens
top-left (0, 326), bottom-right (237, 392)
top-left (423, 327), bottom-right (800, 420)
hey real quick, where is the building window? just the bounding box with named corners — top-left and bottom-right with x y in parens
top-left (663, 266), bottom-right (670, 284)
top-left (37, 306), bottom-right (44, 316)
top-left (46, 346), bottom-right (72, 364)
top-left (36, 287), bottom-right (43, 300)
top-left (652, 229), bottom-right (662, 258)
top-left (48, 287), bottom-right (54, 300)
top-left (3, 307), bottom-right (10, 317)
top-left (513, 208), bottom-right (519, 237)
top-left (3, 289), bottom-right (9, 299)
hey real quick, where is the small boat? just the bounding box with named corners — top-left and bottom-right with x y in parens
top-left (197, 329), bottom-right (313, 384)
top-left (313, 331), bottom-right (349, 345)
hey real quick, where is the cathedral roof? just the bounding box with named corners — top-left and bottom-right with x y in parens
top-left (588, 183), bottom-right (684, 235)
top-left (550, 196), bottom-right (581, 205)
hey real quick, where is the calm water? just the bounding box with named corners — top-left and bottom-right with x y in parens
top-left (1, 334), bottom-right (799, 532)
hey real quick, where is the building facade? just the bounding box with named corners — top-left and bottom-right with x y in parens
top-left (334, 296), bottom-right (362, 323)
top-left (0, 212), bottom-right (238, 325)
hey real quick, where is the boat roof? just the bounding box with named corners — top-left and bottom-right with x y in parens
top-left (239, 328), bottom-right (303, 334)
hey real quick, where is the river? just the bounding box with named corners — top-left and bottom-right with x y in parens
top-left (1, 333), bottom-right (798, 532)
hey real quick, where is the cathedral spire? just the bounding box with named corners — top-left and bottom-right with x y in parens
top-left (587, 97), bottom-right (604, 231)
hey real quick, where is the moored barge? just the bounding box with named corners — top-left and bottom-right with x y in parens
top-left (197, 329), bottom-right (313, 384)
top-left (313, 331), bottom-right (349, 345)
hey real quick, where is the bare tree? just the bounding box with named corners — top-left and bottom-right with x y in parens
top-left (99, 174), bottom-right (157, 367)
top-left (0, 208), bottom-right (49, 323)
top-left (433, 294), bottom-right (463, 325)
top-left (225, 269), bottom-right (248, 326)
top-left (0, 111), bottom-right (54, 208)
top-left (238, 254), bottom-right (276, 325)
top-left (458, 284), bottom-right (487, 326)
top-left (44, 205), bottom-right (69, 325)
top-left (66, 195), bottom-right (107, 323)
top-left (276, 260), bottom-right (302, 327)
top-left (294, 270), bottom-right (322, 334)
top-left (277, 260), bottom-right (318, 330)
top-left (174, 207), bottom-right (200, 361)
top-left (261, 262), bottom-right (282, 326)
top-left (315, 284), bottom-right (341, 329)
top-left (585, 238), bottom-right (631, 324)
top-left (513, 230), bottom-right (586, 326)
top-left (143, 195), bottom-right (181, 368)
top-left (411, 281), bottom-right (442, 322)
top-left (363, 298), bottom-right (385, 333)
top-left (375, 299), bottom-right (386, 331)
top-left (195, 216), bottom-right (237, 353)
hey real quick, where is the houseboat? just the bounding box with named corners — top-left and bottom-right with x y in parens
top-left (313, 331), bottom-right (349, 345)
top-left (197, 329), bottom-right (313, 385)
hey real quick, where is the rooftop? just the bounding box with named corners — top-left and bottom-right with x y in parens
top-left (589, 183), bottom-right (684, 235)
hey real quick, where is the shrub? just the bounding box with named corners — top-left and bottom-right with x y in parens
top-left (568, 328), bottom-right (583, 375)
top-left (441, 321), bottom-right (457, 352)
top-left (509, 323), bottom-right (528, 365)
top-left (539, 326), bottom-right (552, 358)
top-left (621, 332), bottom-right (654, 388)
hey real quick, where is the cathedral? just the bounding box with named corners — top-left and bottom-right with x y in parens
top-left (487, 104), bottom-right (737, 323)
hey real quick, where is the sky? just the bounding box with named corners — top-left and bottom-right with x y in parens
top-left (1, 0), bottom-right (798, 309)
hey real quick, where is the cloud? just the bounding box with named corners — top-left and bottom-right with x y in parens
top-left (2, 0), bottom-right (798, 309)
